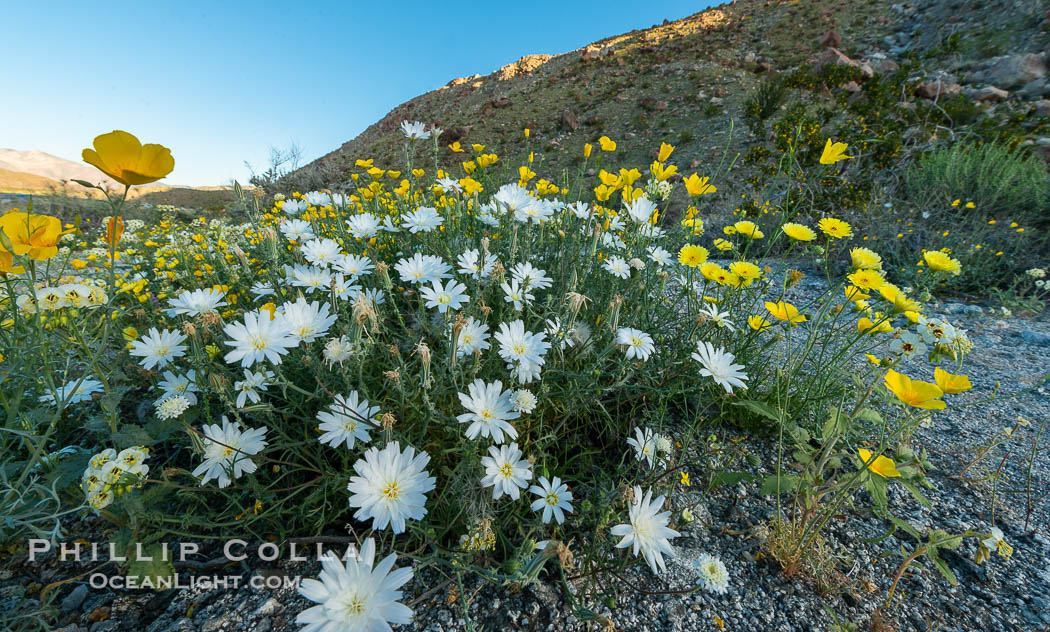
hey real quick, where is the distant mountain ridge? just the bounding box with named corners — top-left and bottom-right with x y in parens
top-left (0, 149), bottom-right (129, 189)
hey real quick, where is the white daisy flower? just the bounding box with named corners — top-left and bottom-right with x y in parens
top-left (616, 327), bottom-right (655, 361)
top-left (333, 253), bottom-right (374, 279)
top-left (604, 256), bottom-right (631, 279)
top-left (278, 297), bottom-right (337, 343)
top-left (39, 378), bottom-right (104, 407)
top-left (511, 262), bottom-right (553, 291)
top-left (700, 304), bottom-right (736, 332)
top-left (694, 553), bottom-right (730, 593)
top-left (296, 538), bottom-right (414, 632)
top-left (647, 246), bottom-right (672, 266)
top-left (455, 317), bottom-right (491, 357)
top-left (530, 476), bottom-right (574, 524)
top-left (166, 288), bottom-right (227, 317)
top-left (233, 369), bottom-right (273, 408)
top-left (500, 279), bottom-right (534, 311)
top-left (281, 198), bottom-right (305, 215)
top-left (611, 485), bottom-right (680, 574)
top-left (318, 391), bottom-right (378, 450)
top-left (280, 219), bottom-right (315, 242)
top-left (400, 120), bottom-right (432, 140)
top-left (625, 196), bottom-right (658, 224)
top-left (192, 417), bottom-right (269, 488)
top-left (457, 379), bottom-right (520, 444)
top-left (401, 206), bottom-right (444, 233)
top-left (129, 328), bottom-right (188, 370)
top-left (457, 249), bottom-right (495, 279)
top-left (222, 310), bottom-right (297, 368)
top-left (300, 237), bottom-right (343, 268)
top-left (691, 341), bottom-right (749, 393)
top-left (480, 442), bottom-right (533, 500)
top-left (627, 427), bottom-right (659, 469)
top-left (420, 279), bottom-right (470, 314)
top-left (394, 253), bottom-right (452, 286)
top-left (347, 442), bottom-right (436, 534)
top-left (346, 213), bottom-right (382, 240)
top-left (156, 370), bottom-right (199, 405)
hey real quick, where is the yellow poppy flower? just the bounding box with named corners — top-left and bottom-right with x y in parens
top-left (0, 211), bottom-right (63, 261)
top-left (82, 130), bottom-right (174, 186)
top-left (657, 142), bottom-right (675, 162)
top-left (883, 369), bottom-right (945, 409)
top-left (598, 136), bottom-right (616, 151)
top-left (765, 301), bottom-right (807, 325)
top-left (934, 367), bottom-right (972, 394)
top-left (857, 448), bottom-right (901, 477)
top-left (683, 173), bottom-right (717, 196)
top-left (819, 139), bottom-right (852, 165)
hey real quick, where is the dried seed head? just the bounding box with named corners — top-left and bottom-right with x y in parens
top-left (786, 268), bottom-right (805, 288)
top-left (381, 412), bottom-right (396, 430)
top-left (208, 373), bottom-right (228, 391)
top-left (182, 321), bottom-right (197, 337)
top-left (566, 291), bottom-right (590, 313)
top-left (383, 370), bottom-right (401, 383)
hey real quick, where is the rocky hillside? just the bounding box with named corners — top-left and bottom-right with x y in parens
top-left (288, 0), bottom-right (1050, 193)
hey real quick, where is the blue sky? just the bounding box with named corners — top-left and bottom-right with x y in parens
top-left (3, 1), bottom-right (713, 186)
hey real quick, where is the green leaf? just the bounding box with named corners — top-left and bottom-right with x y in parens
top-left (708, 471), bottom-right (756, 489)
top-left (733, 400), bottom-right (782, 423)
top-left (856, 408), bottom-right (883, 424)
top-left (818, 403), bottom-right (844, 438)
top-left (865, 475), bottom-right (888, 513)
top-left (112, 425), bottom-right (153, 448)
top-left (760, 474), bottom-right (799, 496)
top-left (897, 479), bottom-right (932, 508)
top-left (888, 516), bottom-right (922, 540)
top-left (927, 549), bottom-right (958, 586)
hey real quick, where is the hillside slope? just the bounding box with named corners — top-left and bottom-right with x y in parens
top-left (289, 0), bottom-right (1049, 192)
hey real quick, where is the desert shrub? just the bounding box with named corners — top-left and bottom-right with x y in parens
top-left (860, 200), bottom-right (1048, 295)
top-left (904, 141), bottom-right (1050, 225)
top-left (743, 75), bottom-right (790, 134)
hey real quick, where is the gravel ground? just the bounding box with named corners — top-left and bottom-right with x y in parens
top-left (4, 268), bottom-right (1049, 632)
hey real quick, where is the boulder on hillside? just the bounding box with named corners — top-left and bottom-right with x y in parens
top-left (819, 30), bottom-right (842, 48)
top-left (978, 53), bottom-right (1047, 89)
top-left (582, 45), bottom-right (601, 61)
top-left (968, 86), bottom-right (1009, 102)
top-left (915, 79), bottom-right (962, 99)
top-left (816, 47), bottom-right (874, 80)
top-left (496, 54), bottom-right (553, 80)
top-left (438, 126), bottom-right (467, 146)
top-left (559, 109), bottom-right (579, 131)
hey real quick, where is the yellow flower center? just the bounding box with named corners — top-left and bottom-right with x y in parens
top-left (499, 463), bottom-right (514, 478)
top-left (381, 481), bottom-right (400, 499)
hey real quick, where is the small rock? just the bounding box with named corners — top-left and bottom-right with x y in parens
top-left (979, 53), bottom-right (1047, 89)
top-left (1032, 99), bottom-right (1050, 117)
top-left (254, 597), bottom-right (281, 617)
top-left (842, 81), bottom-right (862, 93)
top-left (818, 30), bottom-right (842, 49)
top-left (969, 86), bottom-right (1009, 102)
top-left (1020, 329), bottom-right (1050, 346)
top-left (915, 79), bottom-right (962, 99)
top-left (61, 585), bottom-right (89, 612)
top-left (558, 109), bottom-right (579, 131)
